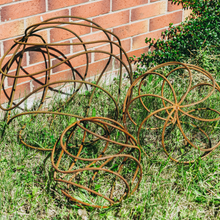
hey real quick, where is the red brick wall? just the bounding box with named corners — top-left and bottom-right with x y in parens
top-left (0, 0), bottom-right (190, 104)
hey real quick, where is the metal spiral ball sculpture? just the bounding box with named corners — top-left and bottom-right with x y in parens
top-left (0, 16), bottom-right (141, 208)
top-left (0, 16), bottom-right (220, 208)
top-left (123, 62), bottom-right (220, 164)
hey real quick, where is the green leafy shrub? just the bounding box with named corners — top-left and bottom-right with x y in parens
top-left (135, 0), bottom-right (220, 72)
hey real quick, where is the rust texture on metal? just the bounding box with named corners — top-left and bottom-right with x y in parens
top-left (51, 117), bottom-right (142, 208)
top-left (123, 61), bottom-right (220, 164)
top-left (0, 16), bottom-right (141, 208)
top-left (0, 16), bottom-right (220, 208)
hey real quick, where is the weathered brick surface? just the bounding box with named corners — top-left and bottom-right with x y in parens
top-left (184, 8), bottom-right (193, 20)
top-left (93, 10), bottom-right (129, 30)
top-left (75, 59), bottom-right (113, 79)
top-left (150, 11), bottom-right (183, 31)
top-left (29, 41), bottom-right (71, 64)
top-left (127, 47), bottom-right (149, 58)
top-left (26, 30), bottom-right (48, 45)
top-left (0, 20), bottom-right (24, 40)
top-left (1, 54), bottom-right (27, 74)
top-left (0, 0), bottom-right (187, 103)
top-left (26, 9), bottom-right (69, 28)
top-left (48, 0), bottom-right (88, 10)
top-left (1, 82), bottom-right (30, 104)
top-left (2, 32), bottom-right (48, 59)
top-left (71, 0), bottom-right (110, 19)
top-left (3, 37), bottom-right (42, 56)
top-left (50, 21), bottom-right (91, 42)
top-left (32, 69), bottom-right (74, 90)
top-left (132, 34), bottom-right (149, 50)
top-left (112, 0), bottom-right (147, 11)
top-left (113, 20), bottom-right (149, 39)
top-left (31, 77), bottom-right (48, 91)
top-left (51, 53), bottom-right (91, 74)
top-left (50, 69), bottom-right (74, 82)
top-left (7, 63), bottom-right (46, 86)
top-left (131, 1), bottom-right (166, 21)
top-left (71, 31), bottom-right (112, 53)
top-left (113, 53), bottom-right (131, 71)
top-left (94, 38), bottom-right (131, 61)
top-left (1, 0), bottom-right (46, 21)
top-left (132, 29), bottom-right (166, 49)
top-left (3, 38), bottom-right (21, 56)
top-left (168, 1), bottom-right (183, 12)
top-left (0, 0), bottom-right (20, 5)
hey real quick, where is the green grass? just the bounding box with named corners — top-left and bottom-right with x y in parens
top-left (1, 49), bottom-right (220, 219)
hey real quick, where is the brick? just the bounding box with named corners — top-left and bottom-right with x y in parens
top-left (184, 8), bottom-right (193, 20)
top-left (113, 20), bottom-right (148, 40)
top-left (71, 0), bottom-right (110, 19)
top-left (26, 30), bottom-right (48, 45)
top-left (150, 11), bottom-right (182, 31)
top-left (3, 37), bottom-right (53, 66)
top-left (3, 32), bottom-right (47, 57)
top-left (1, 0), bottom-right (46, 21)
top-left (31, 69), bottom-right (74, 91)
top-left (7, 63), bottom-right (47, 87)
top-left (112, 0), bottom-right (147, 11)
top-left (127, 47), bottom-right (148, 59)
top-left (0, 20), bottom-right (24, 40)
top-left (51, 53), bottom-right (91, 74)
top-left (31, 77), bottom-right (48, 91)
top-left (126, 47), bottom-right (149, 70)
top-left (94, 39), bottom-right (131, 61)
top-left (50, 70), bottom-right (74, 82)
top-left (132, 29), bottom-right (165, 50)
top-left (3, 38), bottom-right (22, 56)
top-left (72, 31), bottom-right (113, 53)
top-left (126, 47), bottom-right (149, 69)
top-left (1, 54), bottom-right (27, 74)
top-left (1, 82), bottom-right (30, 104)
top-left (150, 0), bottom-right (159, 2)
top-left (3, 32), bottom-right (48, 58)
top-left (75, 59), bottom-right (113, 79)
top-left (48, 0), bottom-right (88, 10)
top-left (26, 9), bottom-right (69, 28)
top-left (113, 53), bottom-right (132, 72)
top-left (131, 1), bottom-right (166, 21)
top-left (92, 10), bottom-right (129, 30)
top-left (132, 34), bottom-right (148, 50)
top-left (50, 21), bottom-right (90, 42)
top-left (168, 1), bottom-right (183, 11)
top-left (29, 48), bottom-right (49, 65)
top-left (7, 74), bottom-right (30, 88)
top-left (1, 0), bottom-right (20, 4)
top-left (29, 41), bottom-right (71, 64)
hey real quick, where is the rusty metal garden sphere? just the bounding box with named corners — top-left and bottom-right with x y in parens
top-left (123, 62), bottom-right (220, 164)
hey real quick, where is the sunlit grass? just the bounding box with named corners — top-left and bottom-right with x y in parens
top-left (0, 49), bottom-right (220, 219)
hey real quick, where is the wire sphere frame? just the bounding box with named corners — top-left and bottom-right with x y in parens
top-left (51, 116), bottom-right (142, 209)
top-left (123, 61), bottom-right (220, 164)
